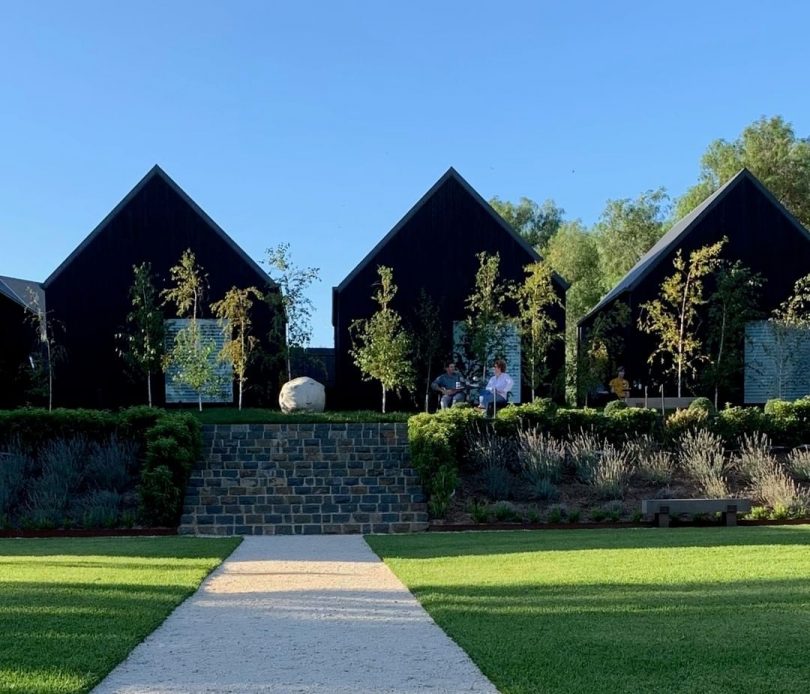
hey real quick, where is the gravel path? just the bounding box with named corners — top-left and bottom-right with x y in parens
top-left (93, 536), bottom-right (497, 693)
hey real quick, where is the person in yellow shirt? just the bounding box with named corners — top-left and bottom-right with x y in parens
top-left (609, 367), bottom-right (630, 399)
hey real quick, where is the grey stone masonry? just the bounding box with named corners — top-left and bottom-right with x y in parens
top-left (179, 422), bottom-right (429, 535)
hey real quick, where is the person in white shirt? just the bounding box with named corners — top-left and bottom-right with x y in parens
top-left (478, 358), bottom-right (513, 410)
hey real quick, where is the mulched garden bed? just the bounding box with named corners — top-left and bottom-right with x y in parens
top-left (0, 527), bottom-right (178, 538)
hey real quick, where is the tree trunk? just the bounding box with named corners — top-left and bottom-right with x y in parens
top-left (46, 340), bottom-right (53, 412)
top-left (677, 271), bottom-right (693, 399)
top-left (238, 378), bottom-right (243, 411)
top-left (424, 357), bottom-right (432, 404)
top-left (714, 307), bottom-right (726, 411)
top-left (198, 393), bottom-right (203, 412)
top-left (285, 324), bottom-right (292, 382)
top-left (381, 384), bottom-right (386, 414)
top-left (147, 371), bottom-right (153, 407)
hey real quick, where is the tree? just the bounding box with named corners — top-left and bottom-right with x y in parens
top-left (410, 289), bottom-right (444, 411)
top-left (265, 243), bottom-right (320, 383)
top-left (463, 252), bottom-right (513, 381)
top-left (164, 321), bottom-right (222, 410)
top-left (544, 221), bottom-right (605, 321)
top-left (211, 286), bottom-right (262, 411)
top-left (638, 239), bottom-right (726, 397)
top-left (349, 266), bottom-right (414, 413)
top-left (162, 249), bottom-right (220, 411)
top-left (544, 221), bottom-right (606, 401)
top-left (161, 249), bottom-right (207, 321)
top-left (704, 262), bottom-right (764, 408)
top-left (765, 272), bottom-right (810, 399)
top-left (676, 116), bottom-right (810, 226)
top-left (512, 261), bottom-right (561, 398)
top-left (116, 262), bottom-right (165, 407)
top-left (594, 188), bottom-right (670, 288)
top-left (24, 288), bottom-right (63, 411)
top-left (489, 196), bottom-right (565, 249)
top-left (774, 272), bottom-right (810, 327)
top-left (578, 302), bottom-right (630, 405)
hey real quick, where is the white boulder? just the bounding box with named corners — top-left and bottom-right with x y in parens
top-left (279, 377), bottom-right (326, 414)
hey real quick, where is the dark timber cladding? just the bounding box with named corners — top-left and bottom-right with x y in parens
top-left (578, 168), bottom-right (810, 401)
top-left (333, 167), bottom-right (568, 410)
top-left (0, 277), bottom-right (43, 408)
top-left (43, 166), bottom-right (283, 408)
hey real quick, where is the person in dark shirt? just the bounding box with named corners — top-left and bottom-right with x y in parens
top-left (431, 360), bottom-right (466, 409)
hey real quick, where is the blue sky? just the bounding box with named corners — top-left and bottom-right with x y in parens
top-left (2, 1), bottom-right (809, 346)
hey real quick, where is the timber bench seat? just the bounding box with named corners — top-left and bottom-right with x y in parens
top-left (642, 498), bottom-right (752, 527)
top-left (625, 396), bottom-right (697, 410)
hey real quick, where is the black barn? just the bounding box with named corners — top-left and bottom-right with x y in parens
top-left (332, 167), bottom-right (568, 411)
top-left (9, 166), bottom-right (284, 409)
top-left (578, 168), bottom-right (810, 403)
top-left (0, 277), bottom-right (44, 408)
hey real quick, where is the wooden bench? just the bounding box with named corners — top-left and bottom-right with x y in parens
top-left (641, 498), bottom-right (752, 527)
top-left (625, 396), bottom-right (697, 410)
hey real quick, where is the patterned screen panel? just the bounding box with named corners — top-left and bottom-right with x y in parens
top-left (744, 320), bottom-right (810, 403)
top-left (452, 321), bottom-right (521, 404)
top-left (164, 319), bottom-right (234, 404)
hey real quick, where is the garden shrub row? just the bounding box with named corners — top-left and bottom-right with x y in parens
top-left (0, 406), bottom-right (201, 529)
top-left (408, 397), bottom-right (810, 512)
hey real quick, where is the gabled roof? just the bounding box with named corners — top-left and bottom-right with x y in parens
top-left (44, 165), bottom-right (275, 289)
top-left (334, 166), bottom-right (569, 294)
top-left (0, 275), bottom-right (45, 313)
top-left (579, 168), bottom-right (810, 325)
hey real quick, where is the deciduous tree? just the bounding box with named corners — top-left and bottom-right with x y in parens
top-left (766, 272), bottom-right (810, 399)
top-left (512, 261), bottom-right (561, 398)
top-left (638, 239), bottom-right (726, 397)
top-left (704, 262), bottom-right (764, 407)
top-left (349, 266), bottom-right (414, 413)
top-left (117, 262), bottom-right (164, 407)
top-left (211, 286), bottom-right (262, 411)
top-left (463, 252), bottom-right (513, 382)
top-left (578, 302), bottom-right (630, 405)
top-left (266, 243), bottom-right (320, 382)
top-left (410, 289), bottom-right (444, 410)
top-left (24, 288), bottom-right (63, 411)
top-left (162, 249), bottom-right (220, 411)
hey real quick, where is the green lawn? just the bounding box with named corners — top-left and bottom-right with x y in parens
top-left (0, 536), bottom-right (241, 694)
top-left (193, 407), bottom-right (410, 424)
top-left (367, 527), bottom-right (810, 694)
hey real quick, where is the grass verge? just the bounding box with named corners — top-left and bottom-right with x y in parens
top-left (367, 527), bottom-right (810, 694)
top-left (0, 536), bottom-right (240, 694)
top-left (192, 408), bottom-right (410, 424)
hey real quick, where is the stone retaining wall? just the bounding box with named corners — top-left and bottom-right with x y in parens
top-left (179, 423), bottom-right (428, 535)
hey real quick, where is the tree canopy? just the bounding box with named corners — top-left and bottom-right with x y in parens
top-left (595, 188), bottom-right (670, 288)
top-left (676, 116), bottom-right (810, 226)
top-left (489, 196), bottom-right (565, 249)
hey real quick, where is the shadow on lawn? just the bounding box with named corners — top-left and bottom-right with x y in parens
top-left (368, 525), bottom-right (810, 558)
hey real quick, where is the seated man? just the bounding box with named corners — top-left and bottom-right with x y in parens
top-left (477, 358), bottom-right (513, 412)
top-left (431, 360), bottom-right (466, 409)
top-left (609, 367), bottom-right (630, 399)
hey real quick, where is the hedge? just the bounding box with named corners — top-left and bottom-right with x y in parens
top-left (408, 397), bottom-right (810, 516)
top-left (0, 407), bottom-right (201, 529)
